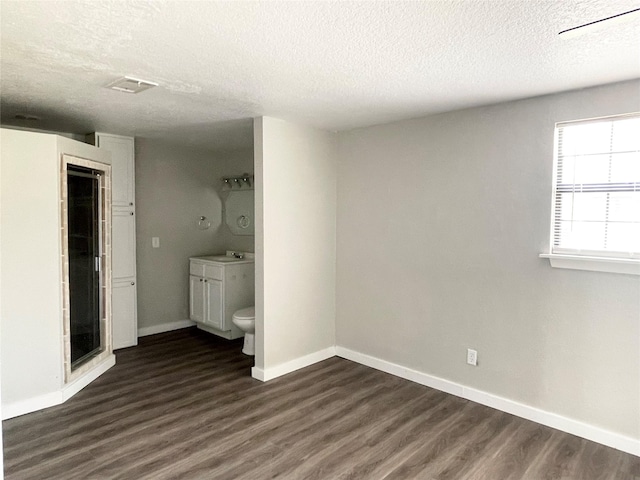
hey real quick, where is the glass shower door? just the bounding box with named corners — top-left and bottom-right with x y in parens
top-left (67, 166), bottom-right (103, 369)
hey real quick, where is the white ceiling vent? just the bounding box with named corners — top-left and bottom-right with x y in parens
top-left (106, 76), bottom-right (158, 94)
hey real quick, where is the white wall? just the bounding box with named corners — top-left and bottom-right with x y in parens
top-left (0, 130), bottom-right (4, 478)
top-left (254, 117), bottom-right (337, 377)
top-left (336, 80), bottom-right (640, 442)
top-left (0, 129), bottom-right (112, 418)
top-left (135, 139), bottom-right (254, 331)
top-left (1, 130), bottom-right (63, 410)
top-left (0, 125), bottom-right (85, 142)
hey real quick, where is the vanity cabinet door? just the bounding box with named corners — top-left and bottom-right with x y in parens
top-left (189, 275), bottom-right (205, 323)
top-left (204, 279), bottom-right (223, 330)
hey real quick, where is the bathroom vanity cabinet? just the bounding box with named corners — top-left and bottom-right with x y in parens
top-left (189, 256), bottom-right (254, 339)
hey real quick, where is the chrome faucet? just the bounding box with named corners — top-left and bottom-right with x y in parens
top-left (233, 252), bottom-right (244, 259)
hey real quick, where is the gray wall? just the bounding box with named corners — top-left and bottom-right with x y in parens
top-left (336, 80), bottom-right (640, 439)
top-left (135, 139), bottom-right (254, 330)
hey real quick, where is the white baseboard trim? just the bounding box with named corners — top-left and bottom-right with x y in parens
top-left (2, 391), bottom-right (62, 420)
top-left (251, 366), bottom-right (266, 381)
top-left (138, 319), bottom-right (196, 337)
top-left (62, 354), bottom-right (115, 402)
top-left (2, 354), bottom-right (116, 420)
top-left (252, 346), bottom-right (336, 382)
top-left (336, 346), bottom-right (640, 457)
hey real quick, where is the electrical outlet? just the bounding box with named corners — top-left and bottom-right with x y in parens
top-left (467, 348), bottom-right (478, 366)
top-left (152, 237), bottom-right (160, 248)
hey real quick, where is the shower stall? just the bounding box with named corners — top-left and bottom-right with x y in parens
top-left (61, 155), bottom-right (112, 380)
top-left (67, 165), bottom-right (103, 368)
top-left (1, 129), bottom-right (114, 419)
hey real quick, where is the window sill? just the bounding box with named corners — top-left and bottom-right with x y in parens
top-left (539, 253), bottom-right (640, 275)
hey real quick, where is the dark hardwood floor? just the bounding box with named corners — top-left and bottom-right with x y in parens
top-left (3, 328), bottom-right (639, 479)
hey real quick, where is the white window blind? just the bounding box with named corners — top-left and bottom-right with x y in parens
top-left (552, 113), bottom-right (640, 259)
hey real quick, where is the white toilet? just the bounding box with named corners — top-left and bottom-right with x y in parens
top-left (232, 306), bottom-right (255, 356)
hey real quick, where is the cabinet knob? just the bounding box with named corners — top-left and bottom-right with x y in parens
top-left (131, 282), bottom-right (135, 285)
top-left (199, 278), bottom-right (203, 282)
top-left (129, 202), bottom-right (133, 206)
top-left (204, 279), bottom-right (207, 283)
top-left (130, 212), bottom-right (134, 216)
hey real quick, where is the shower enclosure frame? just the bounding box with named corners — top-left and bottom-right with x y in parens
top-left (60, 154), bottom-right (113, 384)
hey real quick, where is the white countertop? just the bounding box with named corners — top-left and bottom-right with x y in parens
top-left (190, 252), bottom-right (255, 265)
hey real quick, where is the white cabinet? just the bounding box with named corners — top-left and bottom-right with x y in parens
top-left (205, 279), bottom-right (224, 330)
top-left (87, 132), bottom-right (138, 349)
top-left (88, 133), bottom-right (135, 207)
top-left (189, 256), bottom-right (254, 339)
top-left (189, 275), bottom-right (205, 323)
top-left (190, 275), bottom-right (223, 329)
top-left (112, 210), bottom-right (136, 279)
top-left (112, 280), bottom-right (137, 349)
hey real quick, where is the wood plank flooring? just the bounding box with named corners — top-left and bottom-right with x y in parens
top-left (3, 328), bottom-right (639, 479)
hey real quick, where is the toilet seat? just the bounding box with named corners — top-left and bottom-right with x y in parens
top-left (233, 306), bottom-right (255, 320)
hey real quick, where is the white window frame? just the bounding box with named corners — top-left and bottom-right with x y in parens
top-left (540, 112), bottom-right (640, 275)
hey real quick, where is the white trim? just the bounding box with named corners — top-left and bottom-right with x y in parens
top-left (62, 354), bottom-right (115, 401)
top-left (556, 111), bottom-right (640, 127)
top-left (540, 253), bottom-right (640, 275)
top-left (137, 319), bottom-right (196, 337)
top-left (335, 346), bottom-right (640, 457)
top-left (251, 346), bottom-right (336, 382)
top-left (548, 114), bottom-right (640, 269)
top-left (2, 354), bottom-right (116, 420)
top-left (251, 367), bottom-right (266, 381)
top-left (2, 392), bottom-right (63, 420)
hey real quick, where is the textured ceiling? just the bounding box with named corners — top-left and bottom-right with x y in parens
top-left (1, 0), bottom-right (639, 151)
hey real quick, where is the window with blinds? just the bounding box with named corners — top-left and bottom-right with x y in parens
top-left (552, 113), bottom-right (640, 259)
